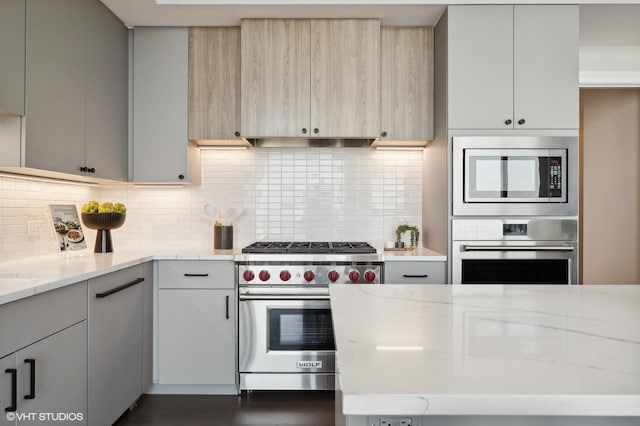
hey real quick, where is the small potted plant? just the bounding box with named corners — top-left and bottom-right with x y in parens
top-left (81, 200), bottom-right (127, 253)
top-left (395, 224), bottom-right (420, 249)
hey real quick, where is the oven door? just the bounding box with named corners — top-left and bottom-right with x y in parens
top-left (452, 241), bottom-right (577, 284)
top-left (238, 287), bottom-right (335, 374)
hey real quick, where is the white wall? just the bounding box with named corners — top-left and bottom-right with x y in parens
top-left (0, 147), bottom-right (423, 260)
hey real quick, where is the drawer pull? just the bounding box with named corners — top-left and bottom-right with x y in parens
top-left (403, 274), bottom-right (429, 278)
top-left (96, 278), bottom-right (144, 298)
top-left (225, 295), bottom-right (230, 320)
top-left (24, 359), bottom-right (35, 399)
top-left (5, 368), bottom-right (17, 412)
top-left (184, 273), bottom-right (209, 277)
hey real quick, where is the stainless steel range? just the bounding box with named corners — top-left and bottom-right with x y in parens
top-left (236, 241), bottom-right (382, 391)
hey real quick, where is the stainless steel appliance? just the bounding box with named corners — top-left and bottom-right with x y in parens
top-left (452, 136), bottom-right (578, 216)
top-left (451, 219), bottom-right (577, 284)
top-left (236, 242), bottom-right (382, 391)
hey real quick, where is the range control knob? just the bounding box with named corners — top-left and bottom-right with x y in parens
top-left (328, 270), bottom-right (340, 282)
top-left (242, 270), bottom-right (255, 282)
top-left (348, 270), bottom-right (360, 283)
top-left (280, 270), bottom-right (291, 282)
top-left (364, 270), bottom-right (377, 282)
top-left (303, 271), bottom-right (315, 282)
top-left (258, 270), bottom-right (270, 282)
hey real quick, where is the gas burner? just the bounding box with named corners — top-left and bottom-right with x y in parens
top-left (241, 241), bottom-right (377, 254)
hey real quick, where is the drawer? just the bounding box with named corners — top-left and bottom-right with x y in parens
top-left (0, 281), bottom-right (87, 358)
top-left (158, 260), bottom-right (235, 289)
top-left (384, 261), bottom-right (446, 284)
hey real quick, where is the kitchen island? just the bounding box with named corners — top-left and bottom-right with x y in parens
top-left (330, 284), bottom-right (640, 426)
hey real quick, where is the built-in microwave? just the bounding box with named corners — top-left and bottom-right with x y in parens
top-left (453, 136), bottom-right (578, 216)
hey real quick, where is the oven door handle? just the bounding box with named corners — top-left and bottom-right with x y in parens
top-left (239, 294), bottom-right (330, 301)
top-left (460, 245), bottom-right (574, 252)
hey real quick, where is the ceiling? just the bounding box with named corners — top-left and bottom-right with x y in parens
top-left (101, 0), bottom-right (640, 46)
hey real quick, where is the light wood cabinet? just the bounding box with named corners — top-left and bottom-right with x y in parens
top-left (189, 27), bottom-right (242, 141)
top-left (448, 5), bottom-right (578, 130)
top-left (0, 0), bottom-right (25, 116)
top-left (380, 27), bottom-right (433, 141)
top-left (241, 19), bottom-right (310, 138)
top-left (132, 27), bottom-right (200, 183)
top-left (241, 19), bottom-right (380, 138)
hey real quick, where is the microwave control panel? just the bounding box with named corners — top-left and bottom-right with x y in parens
top-left (548, 157), bottom-right (562, 197)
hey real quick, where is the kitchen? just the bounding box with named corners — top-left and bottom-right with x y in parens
top-left (1, 0), bottom-right (640, 425)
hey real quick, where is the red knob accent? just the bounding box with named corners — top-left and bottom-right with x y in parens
top-left (304, 271), bottom-right (315, 282)
top-left (280, 270), bottom-right (291, 281)
top-left (364, 270), bottom-right (376, 282)
top-left (348, 270), bottom-right (360, 283)
top-left (258, 270), bottom-right (270, 282)
top-left (328, 270), bottom-right (339, 282)
top-left (243, 270), bottom-right (255, 282)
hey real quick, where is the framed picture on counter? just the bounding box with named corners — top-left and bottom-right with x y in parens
top-left (48, 204), bottom-right (87, 252)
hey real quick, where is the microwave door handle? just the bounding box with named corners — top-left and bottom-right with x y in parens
top-left (460, 245), bottom-right (574, 252)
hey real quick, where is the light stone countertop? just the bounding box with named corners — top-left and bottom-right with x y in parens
top-left (0, 247), bottom-right (446, 306)
top-left (379, 246), bottom-right (446, 261)
top-left (330, 284), bottom-right (640, 417)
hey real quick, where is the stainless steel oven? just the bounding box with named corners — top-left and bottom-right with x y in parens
top-left (453, 136), bottom-right (578, 216)
top-left (238, 286), bottom-right (335, 391)
top-left (452, 219), bottom-right (578, 284)
top-left (236, 242), bottom-right (382, 391)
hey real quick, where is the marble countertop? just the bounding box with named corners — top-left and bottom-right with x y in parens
top-left (0, 247), bottom-right (446, 306)
top-left (330, 284), bottom-right (640, 417)
top-left (379, 247), bottom-right (446, 261)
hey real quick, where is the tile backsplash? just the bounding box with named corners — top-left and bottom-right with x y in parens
top-left (0, 148), bottom-right (422, 260)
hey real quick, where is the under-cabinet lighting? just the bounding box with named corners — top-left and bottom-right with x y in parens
top-left (132, 184), bottom-right (186, 188)
top-left (374, 146), bottom-right (425, 151)
top-left (376, 345), bottom-right (424, 351)
top-left (0, 172), bottom-right (99, 186)
top-left (192, 138), bottom-right (253, 149)
top-left (199, 146), bottom-right (248, 150)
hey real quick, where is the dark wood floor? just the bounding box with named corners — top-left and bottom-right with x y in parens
top-left (114, 391), bottom-right (336, 426)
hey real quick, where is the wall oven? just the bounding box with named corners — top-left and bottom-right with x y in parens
top-left (452, 136), bottom-right (578, 216)
top-left (452, 219), bottom-right (577, 284)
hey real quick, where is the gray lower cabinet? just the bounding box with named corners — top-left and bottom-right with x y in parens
top-left (88, 264), bottom-right (150, 426)
top-left (157, 261), bottom-right (236, 390)
top-left (0, 282), bottom-right (88, 426)
top-left (384, 261), bottom-right (446, 284)
top-left (132, 27), bottom-right (200, 183)
top-left (0, 0), bottom-right (25, 116)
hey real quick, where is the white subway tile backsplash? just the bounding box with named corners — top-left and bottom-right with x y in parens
top-left (0, 147), bottom-right (422, 259)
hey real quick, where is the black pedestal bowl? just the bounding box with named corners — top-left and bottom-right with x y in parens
top-left (81, 213), bottom-right (126, 253)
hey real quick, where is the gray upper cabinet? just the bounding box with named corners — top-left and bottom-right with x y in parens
top-left (25, 0), bottom-right (86, 175)
top-left (380, 27), bottom-right (433, 141)
top-left (448, 5), bottom-right (578, 130)
top-left (241, 19), bottom-right (311, 138)
top-left (0, 0), bottom-right (25, 116)
top-left (189, 27), bottom-right (241, 141)
top-left (241, 19), bottom-right (380, 138)
top-left (132, 27), bottom-right (200, 183)
top-left (21, 0), bottom-right (127, 179)
top-left (85, 0), bottom-right (128, 181)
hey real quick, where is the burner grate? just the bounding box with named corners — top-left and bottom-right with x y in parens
top-left (242, 241), bottom-right (377, 254)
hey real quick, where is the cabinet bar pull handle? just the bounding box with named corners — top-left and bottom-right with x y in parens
top-left (184, 273), bottom-right (209, 277)
top-left (225, 295), bottom-right (230, 319)
top-left (4, 368), bottom-right (17, 412)
top-left (403, 274), bottom-right (429, 278)
top-left (24, 359), bottom-right (35, 400)
top-left (96, 278), bottom-right (144, 298)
